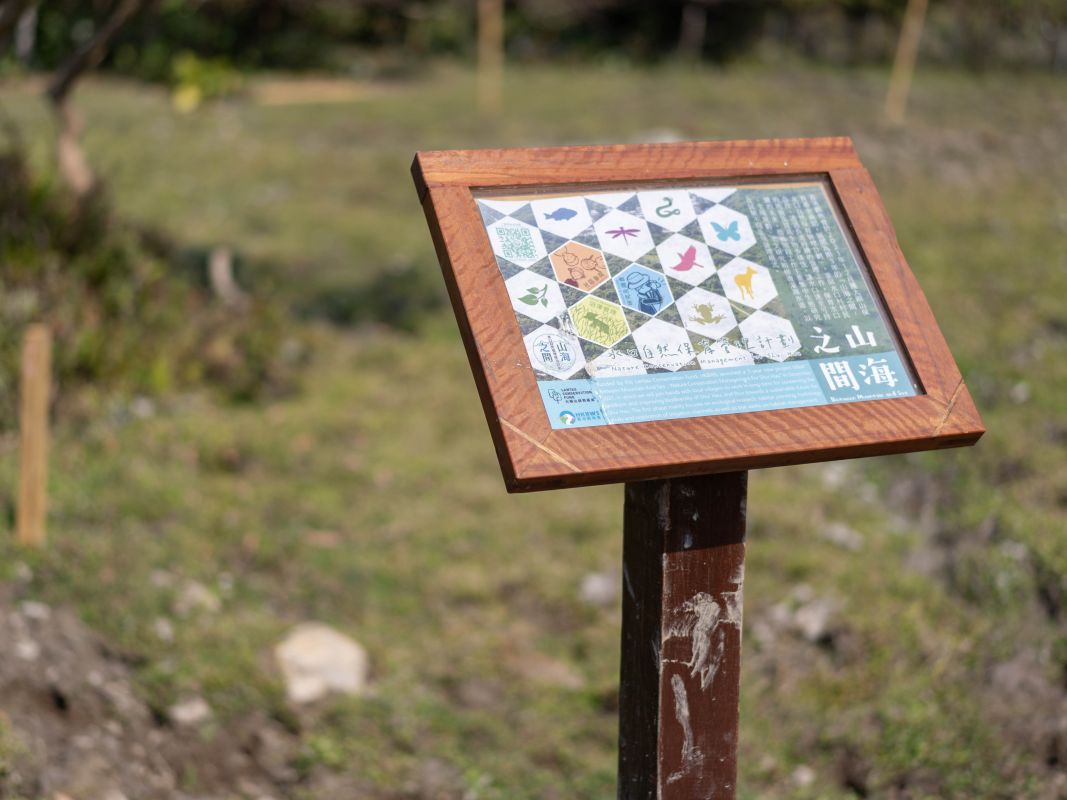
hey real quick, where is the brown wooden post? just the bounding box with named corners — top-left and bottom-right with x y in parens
top-left (619, 472), bottom-right (747, 799)
top-left (17, 324), bottom-right (52, 547)
top-left (885, 0), bottom-right (929, 125)
top-left (477, 0), bottom-right (503, 116)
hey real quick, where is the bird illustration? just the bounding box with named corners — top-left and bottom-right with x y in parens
top-left (670, 245), bottom-right (704, 272)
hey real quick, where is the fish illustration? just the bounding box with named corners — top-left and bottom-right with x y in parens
top-left (670, 244), bottom-right (704, 272)
top-left (544, 207), bottom-right (578, 222)
top-left (689, 303), bottom-right (725, 327)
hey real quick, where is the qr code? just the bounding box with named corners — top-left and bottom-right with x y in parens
top-left (497, 224), bottom-right (537, 261)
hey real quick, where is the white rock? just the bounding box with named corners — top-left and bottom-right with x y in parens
top-left (169, 696), bottom-right (212, 726)
top-left (153, 617), bottom-right (175, 642)
top-left (130, 396), bottom-right (156, 419)
top-left (274, 623), bottom-right (370, 704)
top-left (820, 522), bottom-right (863, 551)
top-left (793, 598), bottom-right (836, 643)
top-left (20, 600), bottom-right (51, 621)
top-left (15, 638), bottom-right (40, 661)
top-left (175, 581), bottom-right (221, 616)
top-left (578, 571), bottom-right (617, 608)
top-left (634, 128), bottom-right (684, 144)
top-left (791, 764), bottom-right (816, 787)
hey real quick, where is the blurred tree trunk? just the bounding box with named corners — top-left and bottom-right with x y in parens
top-left (45, 0), bottom-right (156, 199)
top-left (678, 2), bottom-right (708, 60)
top-left (14, 2), bottom-right (34, 63)
top-left (0, 0), bottom-right (29, 43)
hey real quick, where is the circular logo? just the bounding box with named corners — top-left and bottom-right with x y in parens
top-left (559, 410), bottom-right (576, 425)
top-left (531, 333), bottom-right (577, 374)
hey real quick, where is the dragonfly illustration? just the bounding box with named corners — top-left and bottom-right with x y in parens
top-left (670, 244), bottom-right (704, 272)
top-left (607, 226), bottom-right (641, 243)
top-left (711, 220), bottom-right (740, 242)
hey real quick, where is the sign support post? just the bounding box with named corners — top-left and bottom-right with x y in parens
top-left (619, 473), bottom-right (746, 800)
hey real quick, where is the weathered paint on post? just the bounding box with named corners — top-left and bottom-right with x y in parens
top-left (618, 472), bottom-right (747, 799)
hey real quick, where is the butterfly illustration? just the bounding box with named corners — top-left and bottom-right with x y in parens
top-left (607, 226), bottom-right (640, 243)
top-left (712, 220), bottom-right (740, 242)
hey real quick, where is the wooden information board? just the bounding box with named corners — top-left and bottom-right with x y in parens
top-left (412, 138), bottom-right (984, 799)
top-left (413, 138), bottom-right (982, 492)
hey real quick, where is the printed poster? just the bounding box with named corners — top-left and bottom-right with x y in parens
top-left (475, 180), bottom-right (919, 429)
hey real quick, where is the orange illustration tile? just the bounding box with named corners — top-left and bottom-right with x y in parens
top-left (549, 242), bottom-right (609, 292)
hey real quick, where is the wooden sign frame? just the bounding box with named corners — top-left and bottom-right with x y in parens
top-left (412, 138), bottom-right (983, 493)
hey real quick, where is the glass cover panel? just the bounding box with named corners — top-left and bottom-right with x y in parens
top-left (474, 177), bottom-right (920, 429)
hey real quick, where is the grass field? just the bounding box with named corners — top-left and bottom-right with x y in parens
top-left (1, 61), bottom-right (1065, 798)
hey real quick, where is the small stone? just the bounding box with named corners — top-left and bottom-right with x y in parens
top-left (130, 396), bottom-right (155, 419)
top-left (578, 570), bottom-right (617, 608)
top-left (791, 764), bottom-right (816, 787)
top-left (20, 600), bottom-right (51, 621)
top-left (175, 581), bottom-right (221, 616)
top-left (169, 696), bottom-right (212, 726)
top-left (793, 597), bottom-right (836, 644)
top-left (634, 128), bottom-right (684, 144)
top-left (820, 522), bottom-right (863, 551)
top-left (153, 617), bottom-right (175, 642)
top-left (15, 638), bottom-right (40, 661)
top-left (821, 462), bottom-right (849, 489)
top-left (274, 623), bottom-right (370, 704)
top-left (1009, 381), bottom-right (1031, 404)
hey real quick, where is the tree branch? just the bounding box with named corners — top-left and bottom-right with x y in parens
top-left (46, 0), bottom-right (152, 105)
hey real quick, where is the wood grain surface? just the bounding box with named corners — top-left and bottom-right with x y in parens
top-left (413, 138), bottom-right (984, 492)
top-left (619, 473), bottom-right (747, 799)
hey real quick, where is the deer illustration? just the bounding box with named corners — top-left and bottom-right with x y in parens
top-left (734, 265), bottom-right (758, 301)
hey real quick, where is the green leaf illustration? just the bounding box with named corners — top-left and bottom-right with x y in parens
top-left (519, 293), bottom-right (540, 305)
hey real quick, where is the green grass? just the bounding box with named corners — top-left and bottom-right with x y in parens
top-left (1, 60), bottom-right (1065, 797)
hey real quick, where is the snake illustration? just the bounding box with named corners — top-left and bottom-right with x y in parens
top-left (656, 197), bottom-right (681, 218)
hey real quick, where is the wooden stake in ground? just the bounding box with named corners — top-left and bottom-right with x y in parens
top-left (885, 0), bottom-right (929, 125)
top-left (477, 0), bottom-right (503, 115)
top-left (17, 324), bottom-right (52, 547)
top-left (618, 473), bottom-right (747, 799)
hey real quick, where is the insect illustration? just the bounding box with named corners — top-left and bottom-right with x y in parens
top-left (607, 226), bottom-right (641, 243)
top-left (712, 220), bottom-right (741, 242)
top-left (518, 284), bottom-right (549, 308)
top-left (576, 308), bottom-right (626, 343)
top-left (656, 197), bottom-right (681, 218)
top-left (689, 303), bottom-right (725, 327)
top-left (544, 207), bottom-right (578, 222)
top-left (670, 244), bottom-right (704, 272)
